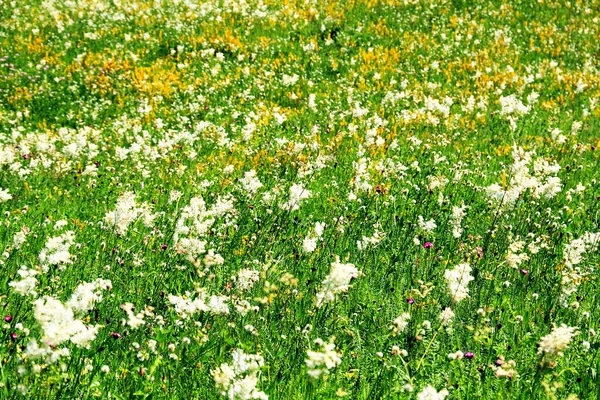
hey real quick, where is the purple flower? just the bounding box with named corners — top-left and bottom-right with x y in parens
top-left (520, 269), bottom-right (528, 275)
top-left (423, 242), bottom-right (434, 249)
top-left (111, 332), bottom-right (122, 339)
top-left (161, 244), bottom-right (168, 250)
top-left (464, 352), bottom-right (475, 359)
top-left (4, 316), bottom-right (12, 322)
top-left (407, 298), bottom-right (415, 304)
top-left (10, 333), bottom-right (17, 340)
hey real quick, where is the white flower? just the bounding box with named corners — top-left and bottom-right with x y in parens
top-left (9, 267), bottom-right (39, 296)
top-left (281, 183), bottom-right (311, 211)
top-left (418, 216), bottom-right (437, 233)
top-left (417, 385), bottom-right (449, 400)
top-left (439, 307), bottom-right (455, 326)
top-left (316, 258), bottom-right (360, 307)
top-left (444, 263), bottom-right (474, 303)
top-left (103, 192), bottom-right (156, 235)
top-left (212, 349), bottom-right (267, 400)
top-left (305, 338), bottom-right (342, 379)
top-left (302, 236), bottom-right (318, 253)
top-left (39, 231), bottom-right (76, 272)
top-left (0, 187), bottom-right (12, 202)
top-left (239, 170), bottom-right (263, 196)
top-left (537, 324), bottom-right (578, 358)
top-left (391, 313), bottom-right (411, 333)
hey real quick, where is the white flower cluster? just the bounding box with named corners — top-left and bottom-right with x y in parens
top-left (168, 290), bottom-right (230, 319)
top-left (391, 312), bottom-right (411, 333)
top-left (357, 222), bottom-right (385, 252)
top-left (280, 183), bottom-right (311, 211)
top-left (560, 232), bottom-right (600, 304)
top-left (9, 266), bottom-right (39, 296)
top-left (212, 349), bottom-right (268, 400)
top-left (506, 239), bottom-right (529, 269)
top-left (305, 338), bottom-right (342, 379)
top-left (239, 170), bottom-right (263, 196)
top-left (173, 195), bottom-right (235, 262)
top-left (234, 269), bottom-right (260, 291)
top-left (449, 204), bottom-right (467, 238)
top-left (315, 258), bottom-right (360, 307)
top-left (486, 146), bottom-right (562, 206)
top-left (0, 187), bottom-right (12, 202)
top-left (302, 221), bottom-right (326, 253)
top-left (417, 385), bottom-right (449, 400)
top-left (28, 279), bottom-right (112, 355)
top-left (103, 191), bottom-right (156, 235)
top-left (418, 216), bottom-right (437, 233)
top-left (444, 262), bottom-right (474, 303)
top-left (537, 324), bottom-right (578, 358)
top-left (39, 230), bottom-right (76, 272)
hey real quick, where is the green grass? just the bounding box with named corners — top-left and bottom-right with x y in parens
top-left (1, 0), bottom-right (600, 398)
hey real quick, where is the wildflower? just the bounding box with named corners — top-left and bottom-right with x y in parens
top-left (444, 262), bottom-right (474, 303)
top-left (417, 385), bottom-right (449, 400)
top-left (418, 216), bottom-right (437, 233)
top-left (315, 257), bottom-right (361, 307)
top-left (212, 349), bottom-right (268, 400)
top-left (391, 313), bottom-right (411, 333)
top-left (305, 338), bottom-right (342, 379)
top-left (439, 308), bottom-right (455, 326)
top-left (423, 242), bottom-right (434, 249)
top-left (281, 183), bottom-right (311, 211)
top-left (0, 187), bottom-right (12, 202)
top-left (537, 324), bottom-right (578, 359)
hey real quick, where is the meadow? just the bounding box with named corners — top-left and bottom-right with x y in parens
top-left (1, 0), bottom-right (600, 398)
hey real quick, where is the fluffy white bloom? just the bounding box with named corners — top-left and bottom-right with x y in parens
top-left (305, 338), bottom-right (342, 379)
top-left (485, 146), bottom-right (562, 206)
top-left (13, 228), bottom-right (29, 249)
top-left (168, 290), bottom-right (230, 319)
top-left (391, 313), bottom-right (411, 333)
top-left (103, 192), bottom-right (156, 235)
top-left (239, 170), bottom-right (263, 196)
top-left (316, 258), bottom-right (360, 307)
top-left (0, 187), bottom-right (12, 202)
top-left (66, 279), bottom-right (112, 312)
top-left (9, 266), bottom-right (39, 296)
top-left (39, 231), bottom-right (76, 272)
top-left (281, 183), bottom-right (311, 211)
top-left (537, 324), bottom-right (578, 358)
top-left (33, 296), bottom-right (101, 348)
top-left (302, 236), bottom-right (318, 253)
top-left (560, 232), bottom-right (600, 304)
top-left (444, 263), bottom-right (474, 303)
top-left (506, 239), bottom-right (529, 269)
top-left (235, 269), bottom-right (260, 291)
top-left (302, 222), bottom-right (327, 253)
top-left (173, 195), bottom-right (236, 261)
top-left (418, 216), bottom-right (437, 233)
top-left (439, 307), bottom-right (455, 326)
top-left (417, 385), bottom-right (449, 400)
top-left (212, 349), bottom-right (268, 400)
top-left (450, 204), bottom-right (467, 238)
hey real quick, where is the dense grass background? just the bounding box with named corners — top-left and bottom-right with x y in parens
top-left (1, 0), bottom-right (600, 398)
